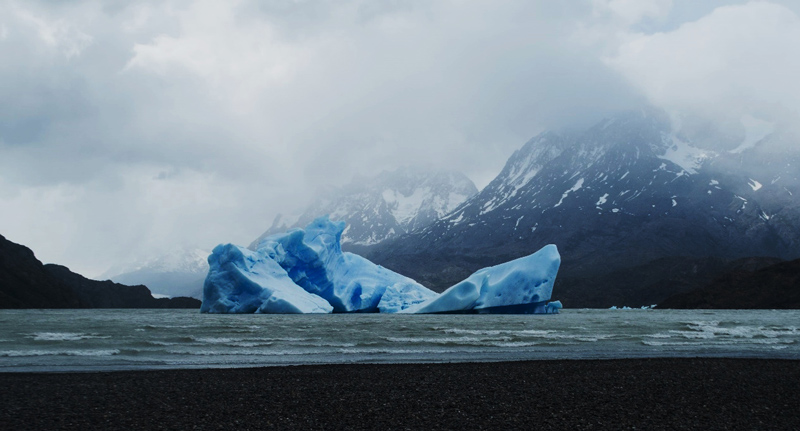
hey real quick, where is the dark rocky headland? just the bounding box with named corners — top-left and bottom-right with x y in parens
top-left (0, 234), bottom-right (200, 309)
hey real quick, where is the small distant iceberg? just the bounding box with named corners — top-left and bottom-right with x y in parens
top-left (201, 216), bottom-right (562, 314)
top-left (608, 305), bottom-right (656, 310)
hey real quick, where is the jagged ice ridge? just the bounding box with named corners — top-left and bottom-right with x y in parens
top-left (201, 217), bottom-right (562, 314)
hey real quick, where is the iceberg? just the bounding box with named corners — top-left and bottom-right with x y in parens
top-left (378, 282), bottom-right (439, 313)
top-left (201, 216), bottom-right (562, 314)
top-left (257, 217), bottom-right (435, 312)
top-left (401, 245), bottom-right (561, 314)
top-left (200, 244), bottom-right (332, 314)
top-left (545, 300), bottom-right (563, 313)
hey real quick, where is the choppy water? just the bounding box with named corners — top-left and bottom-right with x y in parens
top-left (0, 309), bottom-right (798, 372)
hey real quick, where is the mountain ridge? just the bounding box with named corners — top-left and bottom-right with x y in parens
top-left (361, 109), bottom-right (800, 307)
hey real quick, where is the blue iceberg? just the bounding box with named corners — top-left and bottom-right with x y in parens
top-left (201, 216), bottom-right (561, 314)
top-left (256, 217), bottom-right (436, 313)
top-left (401, 245), bottom-right (561, 314)
top-left (200, 244), bottom-right (332, 314)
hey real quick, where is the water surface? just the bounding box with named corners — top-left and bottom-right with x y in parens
top-left (0, 309), bottom-right (797, 372)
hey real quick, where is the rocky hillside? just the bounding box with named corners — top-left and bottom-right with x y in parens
top-left (657, 258), bottom-right (800, 309)
top-left (0, 234), bottom-right (200, 309)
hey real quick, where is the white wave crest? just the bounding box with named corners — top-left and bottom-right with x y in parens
top-left (32, 332), bottom-right (110, 341)
top-left (0, 349), bottom-right (120, 357)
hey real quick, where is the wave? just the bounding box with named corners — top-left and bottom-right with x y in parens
top-left (139, 336), bottom-right (318, 348)
top-left (190, 336), bottom-right (313, 344)
top-left (440, 328), bottom-right (556, 336)
top-left (435, 328), bottom-right (615, 342)
top-left (31, 332), bottom-right (110, 341)
top-left (487, 341), bottom-right (540, 347)
top-left (165, 349), bottom-right (331, 357)
top-left (308, 342), bottom-right (358, 348)
top-left (140, 325), bottom-right (197, 330)
top-left (386, 332), bottom-right (612, 345)
top-left (143, 340), bottom-right (179, 346)
top-left (225, 342), bottom-right (275, 348)
top-left (385, 336), bottom-right (508, 345)
top-left (0, 349), bottom-right (120, 357)
top-left (672, 321), bottom-right (799, 340)
top-left (191, 337), bottom-right (238, 344)
top-left (641, 338), bottom-right (796, 347)
top-left (336, 348), bottom-right (470, 355)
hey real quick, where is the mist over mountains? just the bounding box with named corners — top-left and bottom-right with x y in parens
top-left (360, 108), bottom-right (800, 306)
top-left (104, 107), bottom-right (800, 307)
top-left (251, 167), bottom-right (478, 248)
top-left (3, 1), bottom-right (799, 283)
top-left (105, 167), bottom-right (478, 299)
top-left (103, 248), bottom-right (210, 300)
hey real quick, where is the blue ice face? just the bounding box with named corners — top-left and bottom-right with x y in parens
top-left (256, 217), bottom-right (434, 313)
top-left (471, 244), bottom-right (560, 310)
top-left (200, 243), bottom-right (332, 314)
top-left (202, 216), bottom-right (561, 314)
top-left (403, 244), bottom-right (561, 314)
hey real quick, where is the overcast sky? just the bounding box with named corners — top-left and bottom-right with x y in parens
top-left (1, 0), bottom-right (799, 276)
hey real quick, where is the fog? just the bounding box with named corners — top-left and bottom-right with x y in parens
top-left (1, 0), bottom-right (798, 276)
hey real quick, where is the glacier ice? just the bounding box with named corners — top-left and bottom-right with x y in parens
top-left (378, 282), bottom-right (439, 314)
top-left (200, 244), bottom-right (332, 314)
top-left (257, 217), bottom-right (435, 313)
top-left (201, 216), bottom-right (562, 314)
top-left (402, 245), bottom-right (561, 314)
top-left (545, 300), bottom-right (563, 314)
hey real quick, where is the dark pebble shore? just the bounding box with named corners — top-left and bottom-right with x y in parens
top-left (2, 358), bottom-right (799, 430)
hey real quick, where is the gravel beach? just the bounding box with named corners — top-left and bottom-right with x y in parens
top-left (1, 358), bottom-right (799, 430)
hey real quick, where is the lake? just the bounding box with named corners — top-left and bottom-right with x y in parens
top-left (1, 309), bottom-right (798, 372)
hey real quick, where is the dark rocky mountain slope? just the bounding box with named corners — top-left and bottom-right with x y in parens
top-left (0, 234), bottom-right (200, 309)
top-left (555, 256), bottom-right (783, 308)
top-left (657, 258), bottom-right (800, 309)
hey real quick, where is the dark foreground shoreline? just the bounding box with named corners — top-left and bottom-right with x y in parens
top-left (2, 358), bottom-right (798, 430)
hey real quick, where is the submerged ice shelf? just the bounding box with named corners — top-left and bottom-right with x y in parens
top-left (201, 216), bottom-right (561, 314)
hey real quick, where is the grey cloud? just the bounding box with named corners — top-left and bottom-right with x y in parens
top-left (1, 0), bottom-right (794, 276)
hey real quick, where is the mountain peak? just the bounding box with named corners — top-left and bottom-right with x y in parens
top-left (250, 166), bottom-right (478, 249)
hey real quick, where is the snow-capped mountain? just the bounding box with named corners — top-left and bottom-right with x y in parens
top-left (365, 108), bottom-right (800, 306)
top-left (422, 108), bottom-right (796, 253)
top-left (249, 167), bottom-right (478, 249)
top-left (103, 248), bottom-right (209, 299)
